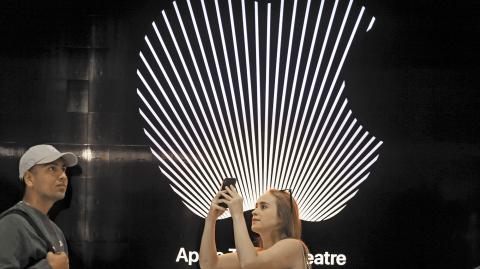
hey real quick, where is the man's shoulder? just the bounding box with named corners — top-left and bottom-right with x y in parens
top-left (0, 203), bottom-right (31, 228)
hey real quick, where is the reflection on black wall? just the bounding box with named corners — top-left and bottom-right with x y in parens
top-left (0, 0), bottom-right (479, 268)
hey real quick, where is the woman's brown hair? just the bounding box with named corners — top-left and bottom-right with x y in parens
top-left (256, 189), bottom-right (311, 268)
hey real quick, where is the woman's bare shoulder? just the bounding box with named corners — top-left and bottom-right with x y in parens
top-left (276, 238), bottom-right (305, 248)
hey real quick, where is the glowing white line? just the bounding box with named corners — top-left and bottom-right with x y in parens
top-left (295, 120), bottom-right (361, 211)
top-left (314, 160), bottom-right (373, 219)
top-left (173, 1), bottom-right (234, 179)
top-left (170, 179), bottom-right (209, 217)
top-left (303, 136), bottom-right (376, 219)
top-left (198, 0), bottom-right (244, 185)
top-left (139, 98), bottom-right (218, 197)
top-left (137, 76), bottom-right (216, 192)
top-left (277, 0), bottom-right (312, 190)
top-left (291, 78), bottom-right (346, 187)
top-left (367, 16), bottom-right (375, 32)
top-left (314, 156), bottom-right (380, 220)
top-left (298, 127), bottom-right (367, 214)
top-left (237, 0), bottom-right (255, 208)
top-left (168, 176), bottom-right (210, 217)
top-left (297, 7), bottom-right (369, 214)
top-left (302, 8), bottom-right (369, 217)
top-left (289, 0), bottom-right (353, 187)
top-left (138, 52), bottom-right (220, 184)
top-left (267, 0), bottom-right (285, 188)
top-left (317, 143), bottom-right (382, 206)
top-left (297, 83), bottom-right (347, 185)
top-left (144, 129), bottom-right (211, 214)
top-left (264, 3), bottom-right (271, 191)
top-left (159, 162), bottom-right (211, 217)
top-left (255, 2), bottom-right (262, 198)
top-left (317, 191), bottom-right (357, 221)
top-left (164, 169), bottom-right (208, 217)
top-left (161, 11), bottom-right (229, 179)
top-left (280, 0), bottom-right (325, 190)
top-left (157, 152), bottom-right (212, 215)
top-left (301, 100), bottom-right (351, 186)
top-left (185, 0), bottom-right (237, 179)
top-left (144, 32), bottom-right (222, 181)
top-left (322, 205), bottom-right (346, 221)
top-left (137, 58), bottom-right (218, 189)
top-left (180, 199), bottom-right (207, 218)
top-left (214, 0), bottom-right (250, 204)
top-left (271, 0), bottom-right (299, 186)
top-left (283, 0), bottom-right (339, 185)
top-left (296, 111), bottom-right (354, 195)
top-left (138, 99), bottom-right (217, 196)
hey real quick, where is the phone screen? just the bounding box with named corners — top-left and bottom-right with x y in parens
top-left (219, 178), bottom-right (237, 208)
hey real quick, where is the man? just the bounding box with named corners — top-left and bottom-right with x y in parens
top-left (0, 144), bottom-right (78, 269)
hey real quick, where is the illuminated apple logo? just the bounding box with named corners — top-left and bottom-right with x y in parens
top-left (137, 0), bottom-right (382, 221)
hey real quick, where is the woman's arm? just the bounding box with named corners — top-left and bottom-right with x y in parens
top-left (199, 215), bottom-right (220, 269)
top-left (199, 191), bottom-right (242, 269)
top-left (231, 210), bottom-right (257, 267)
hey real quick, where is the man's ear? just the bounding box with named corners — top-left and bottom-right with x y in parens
top-left (23, 170), bottom-right (34, 187)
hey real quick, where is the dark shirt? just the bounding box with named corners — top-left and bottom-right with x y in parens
top-left (0, 201), bottom-right (68, 269)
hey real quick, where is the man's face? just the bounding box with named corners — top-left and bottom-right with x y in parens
top-left (27, 159), bottom-right (68, 202)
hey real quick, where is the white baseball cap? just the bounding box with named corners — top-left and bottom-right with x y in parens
top-left (19, 144), bottom-right (78, 180)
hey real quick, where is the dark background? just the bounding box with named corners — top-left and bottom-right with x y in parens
top-left (0, 0), bottom-right (479, 268)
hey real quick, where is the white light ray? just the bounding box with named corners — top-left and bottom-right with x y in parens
top-left (144, 129), bottom-right (212, 214)
top-left (254, 2), bottom-right (262, 199)
top-left (139, 105), bottom-right (216, 195)
top-left (295, 112), bottom-right (355, 195)
top-left (137, 53), bottom-right (219, 187)
top-left (159, 12), bottom-right (228, 179)
top-left (294, 120), bottom-right (357, 212)
top-left (196, 0), bottom-right (245, 185)
top-left (142, 37), bottom-right (221, 182)
top-left (277, 0), bottom-right (312, 190)
top-left (213, 0), bottom-right (251, 204)
top-left (173, 2), bottom-right (233, 178)
top-left (137, 78), bottom-right (214, 191)
top-left (264, 3), bottom-right (272, 191)
top-left (138, 0), bottom-right (383, 221)
top-left (271, 0), bottom-right (299, 186)
top-left (302, 136), bottom-right (377, 219)
top-left (323, 205), bottom-right (346, 221)
top-left (279, 0), bottom-right (325, 187)
top-left (298, 128), bottom-right (368, 214)
top-left (367, 16), bottom-right (375, 32)
top-left (137, 66), bottom-right (218, 193)
top-left (236, 0), bottom-right (256, 209)
top-left (267, 0), bottom-right (285, 188)
top-left (288, 0), bottom-right (353, 186)
top-left (296, 82), bottom-right (347, 185)
top-left (283, 0), bottom-right (340, 184)
top-left (184, 0), bottom-right (237, 179)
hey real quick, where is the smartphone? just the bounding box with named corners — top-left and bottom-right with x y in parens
top-left (219, 178), bottom-right (237, 208)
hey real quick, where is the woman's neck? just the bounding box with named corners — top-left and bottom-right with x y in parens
top-left (260, 231), bottom-right (284, 249)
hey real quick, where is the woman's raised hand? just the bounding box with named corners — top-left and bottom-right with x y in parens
top-left (208, 191), bottom-right (227, 220)
top-left (222, 185), bottom-right (244, 217)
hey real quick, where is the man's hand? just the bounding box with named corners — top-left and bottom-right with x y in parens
top-left (47, 252), bottom-right (69, 269)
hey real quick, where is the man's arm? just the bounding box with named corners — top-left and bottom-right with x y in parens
top-left (0, 214), bottom-right (68, 269)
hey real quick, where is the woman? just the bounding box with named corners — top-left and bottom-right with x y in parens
top-left (199, 186), bottom-right (311, 269)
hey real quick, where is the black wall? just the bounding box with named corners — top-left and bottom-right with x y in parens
top-left (1, 0), bottom-right (479, 268)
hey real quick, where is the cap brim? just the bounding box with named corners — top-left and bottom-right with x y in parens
top-left (37, 152), bottom-right (78, 167)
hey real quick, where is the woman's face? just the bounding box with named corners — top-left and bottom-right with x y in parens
top-left (251, 192), bottom-right (282, 234)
